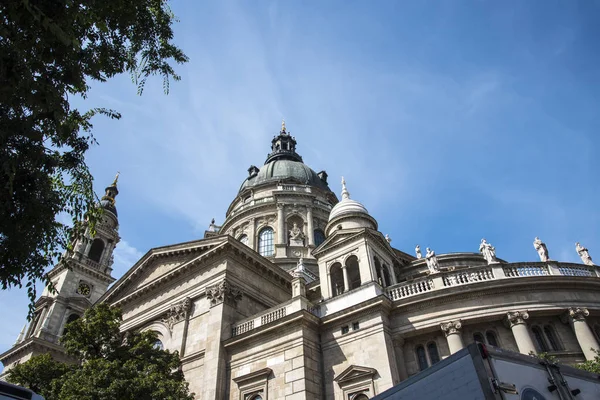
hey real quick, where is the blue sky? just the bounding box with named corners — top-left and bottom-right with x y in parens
top-left (2, 0), bottom-right (599, 360)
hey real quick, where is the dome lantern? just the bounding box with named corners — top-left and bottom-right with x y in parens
top-left (265, 120), bottom-right (303, 164)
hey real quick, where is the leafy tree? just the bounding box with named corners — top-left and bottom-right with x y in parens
top-left (4, 354), bottom-right (71, 399)
top-left (0, 0), bottom-right (188, 314)
top-left (576, 349), bottom-right (600, 374)
top-left (7, 304), bottom-right (194, 400)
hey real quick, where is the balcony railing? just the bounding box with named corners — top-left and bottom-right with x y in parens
top-left (387, 262), bottom-right (599, 303)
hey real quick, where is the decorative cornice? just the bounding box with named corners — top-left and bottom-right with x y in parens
top-left (505, 311), bottom-right (529, 328)
top-left (440, 320), bottom-right (462, 336)
top-left (162, 297), bottom-right (192, 333)
top-left (206, 279), bottom-right (243, 308)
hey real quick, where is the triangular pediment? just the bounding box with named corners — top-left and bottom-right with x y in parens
top-left (334, 365), bottom-right (378, 384)
top-left (101, 236), bottom-right (230, 303)
top-left (312, 229), bottom-right (365, 256)
top-left (100, 235), bottom-right (293, 306)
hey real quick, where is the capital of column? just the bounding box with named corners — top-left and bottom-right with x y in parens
top-left (276, 203), bottom-right (285, 211)
top-left (505, 311), bottom-right (529, 328)
top-left (440, 320), bottom-right (462, 337)
top-left (567, 307), bottom-right (589, 322)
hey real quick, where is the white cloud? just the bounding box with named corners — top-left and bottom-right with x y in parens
top-left (111, 240), bottom-right (144, 281)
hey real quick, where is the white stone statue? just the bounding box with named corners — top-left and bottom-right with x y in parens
top-left (289, 222), bottom-right (305, 246)
top-left (415, 245), bottom-right (422, 259)
top-left (533, 237), bottom-right (549, 262)
top-left (479, 238), bottom-right (497, 264)
top-left (425, 247), bottom-right (439, 274)
top-left (576, 242), bottom-right (595, 266)
top-left (385, 234), bottom-right (391, 243)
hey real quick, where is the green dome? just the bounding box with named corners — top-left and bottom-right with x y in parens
top-left (239, 159), bottom-right (332, 193)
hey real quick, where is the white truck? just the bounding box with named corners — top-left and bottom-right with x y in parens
top-left (372, 343), bottom-right (600, 400)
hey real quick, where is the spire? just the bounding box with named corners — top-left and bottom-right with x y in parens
top-left (341, 176), bottom-right (350, 200)
top-left (111, 171), bottom-right (120, 187)
top-left (100, 172), bottom-right (120, 216)
top-left (281, 119), bottom-right (286, 134)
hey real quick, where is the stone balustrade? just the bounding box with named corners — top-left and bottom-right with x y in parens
top-left (231, 296), bottom-right (313, 337)
top-left (230, 196), bottom-right (275, 216)
top-left (388, 279), bottom-right (434, 301)
top-left (387, 261), bottom-right (599, 302)
top-left (443, 266), bottom-right (494, 287)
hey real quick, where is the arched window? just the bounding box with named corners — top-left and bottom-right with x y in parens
top-left (427, 342), bottom-right (440, 364)
top-left (353, 394), bottom-right (369, 400)
top-left (382, 264), bottom-right (392, 287)
top-left (486, 331), bottom-right (499, 347)
top-left (416, 345), bottom-right (428, 371)
top-left (473, 333), bottom-right (484, 343)
top-left (153, 339), bottom-right (164, 350)
top-left (543, 325), bottom-right (561, 351)
top-left (330, 263), bottom-right (344, 297)
top-left (345, 255), bottom-right (361, 290)
top-left (374, 257), bottom-right (384, 286)
top-left (238, 234), bottom-right (249, 246)
top-left (532, 326), bottom-right (548, 352)
top-left (314, 229), bottom-right (326, 247)
top-left (248, 395), bottom-right (263, 400)
top-left (62, 313), bottom-right (80, 335)
top-left (88, 239), bottom-right (105, 263)
top-left (66, 313), bottom-right (80, 325)
top-left (258, 228), bottom-right (274, 257)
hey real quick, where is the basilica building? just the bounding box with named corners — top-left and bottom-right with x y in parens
top-left (2, 123), bottom-right (600, 400)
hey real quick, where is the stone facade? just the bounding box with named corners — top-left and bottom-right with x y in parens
top-left (3, 125), bottom-right (600, 400)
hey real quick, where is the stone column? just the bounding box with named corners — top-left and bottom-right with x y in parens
top-left (342, 265), bottom-right (350, 293)
top-left (564, 308), bottom-right (600, 361)
top-left (306, 206), bottom-right (315, 246)
top-left (505, 311), bottom-right (537, 355)
top-left (441, 320), bottom-right (464, 354)
top-left (276, 203), bottom-right (285, 245)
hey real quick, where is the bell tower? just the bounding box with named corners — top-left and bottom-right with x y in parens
top-left (0, 174), bottom-right (121, 371)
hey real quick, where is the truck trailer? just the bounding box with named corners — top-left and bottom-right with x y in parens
top-left (372, 343), bottom-right (600, 400)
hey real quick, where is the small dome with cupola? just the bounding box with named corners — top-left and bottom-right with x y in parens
top-left (326, 177), bottom-right (377, 236)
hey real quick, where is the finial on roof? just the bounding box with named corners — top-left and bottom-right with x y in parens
top-left (281, 119), bottom-right (286, 133)
top-left (341, 176), bottom-right (350, 200)
top-left (111, 172), bottom-right (120, 187)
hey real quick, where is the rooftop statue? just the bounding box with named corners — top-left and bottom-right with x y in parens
top-left (415, 245), bottom-right (422, 259)
top-left (576, 242), bottom-right (595, 266)
top-left (533, 237), bottom-right (549, 262)
top-left (479, 238), bottom-right (497, 264)
top-left (426, 247), bottom-right (439, 274)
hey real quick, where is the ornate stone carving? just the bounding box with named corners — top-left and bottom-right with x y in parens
top-left (205, 279), bottom-right (243, 307)
top-left (576, 242), bottom-right (595, 266)
top-left (567, 307), bottom-right (589, 322)
top-left (415, 245), bottom-right (422, 259)
top-left (505, 311), bottom-right (529, 328)
top-left (289, 222), bottom-right (305, 246)
top-left (479, 239), bottom-right (497, 264)
top-left (162, 297), bottom-right (192, 333)
top-left (440, 320), bottom-right (462, 336)
top-left (533, 237), bottom-right (549, 262)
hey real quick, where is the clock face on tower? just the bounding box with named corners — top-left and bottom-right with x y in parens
top-left (77, 282), bottom-right (91, 297)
